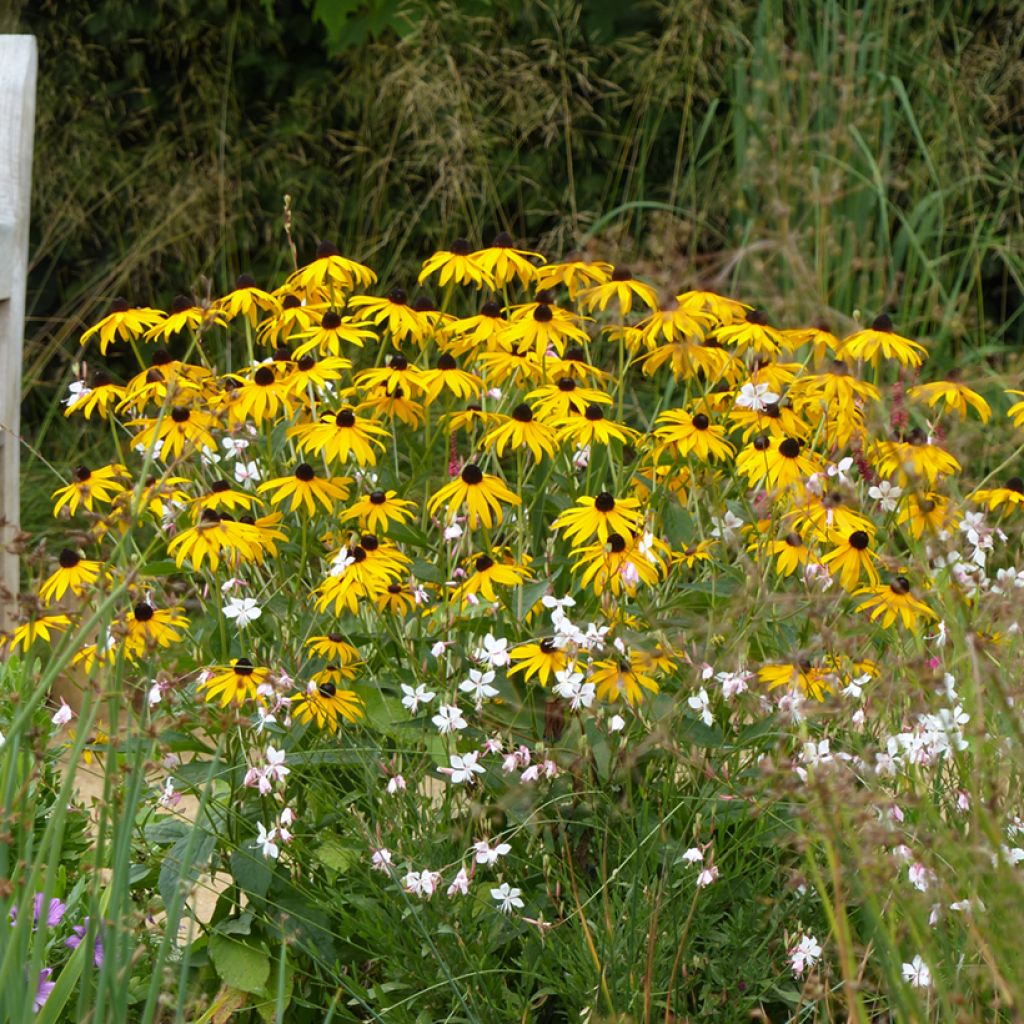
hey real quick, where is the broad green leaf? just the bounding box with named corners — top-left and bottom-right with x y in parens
top-left (209, 934), bottom-right (271, 995)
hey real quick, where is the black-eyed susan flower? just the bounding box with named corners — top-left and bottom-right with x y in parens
top-left (282, 353), bottom-right (352, 400)
top-left (223, 364), bottom-right (295, 427)
top-left (970, 476), bottom-right (1024, 515)
top-left (311, 662), bottom-right (360, 689)
top-left (291, 679), bottom-right (364, 732)
top-left (783, 322), bottom-right (842, 363)
top-left (80, 297), bottom-right (165, 355)
top-left (419, 353), bottom-right (483, 403)
top-left (122, 602), bottom-right (189, 657)
top-left (5, 614), bottom-right (73, 654)
top-left (788, 361), bottom-right (881, 413)
top-left (241, 512), bottom-right (289, 563)
top-left (145, 294), bottom-right (226, 343)
top-left (305, 632), bottom-right (361, 665)
top-left (784, 489), bottom-right (874, 542)
top-left (543, 346), bottom-right (611, 386)
top-left (640, 338), bottom-right (740, 383)
top-left (1007, 390), bottom-right (1024, 429)
top-left (214, 274), bottom-right (281, 326)
top-left (759, 661), bottom-right (832, 701)
top-left (167, 509), bottom-right (263, 571)
top-left (727, 399), bottom-right (809, 443)
top-left (445, 300), bottom-right (508, 353)
top-left (552, 491), bottom-right (643, 545)
top-left (287, 240), bottom-right (377, 294)
top-left (653, 410), bottom-right (735, 463)
top-left (672, 539), bottom-right (717, 569)
top-left (554, 405), bottom-right (640, 448)
top-left (907, 379), bottom-right (991, 422)
top-left (376, 582), bottom-right (419, 614)
top-left (590, 658), bottom-right (659, 705)
top-left (482, 404), bottom-right (559, 462)
top-left (52, 464), bottom-right (130, 517)
top-left (715, 309), bottom-right (788, 357)
top-left (39, 550), bottom-right (105, 605)
top-left (129, 406), bottom-right (219, 461)
top-left (473, 232), bottom-right (542, 288)
top-left (474, 344), bottom-right (544, 386)
top-left (288, 407), bottom-right (390, 467)
top-left (120, 350), bottom-right (210, 414)
top-left (427, 463), bottom-right (521, 530)
top-left (577, 267), bottom-right (657, 316)
top-left (527, 376), bottom-right (611, 422)
top-left (441, 404), bottom-right (503, 435)
top-left (193, 480), bottom-right (263, 517)
top-left (499, 303), bottom-right (589, 357)
top-left (753, 436), bottom-right (821, 491)
top-left (507, 638), bottom-right (566, 687)
top-left (896, 491), bottom-right (955, 538)
top-left (820, 529), bottom-right (880, 592)
top-left (339, 489), bottom-right (416, 533)
top-left (839, 314), bottom-right (928, 368)
top-left (292, 310), bottom-right (376, 357)
top-left (751, 532), bottom-right (812, 578)
top-left (450, 551), bottom-right (532, 604)
top-left (359, 383), bottom-right (425, 428)
top-left (257, 463), bottom-right (350, 516)
top-left (350, 533), bottom-right (411, 581)
top-left (854, 576), bottom-right (937, 630)
top-left (675, 290), bottom-right (751, 325)
top-left (636, 302), bottom-right (714, 347)
top-left (418, 238), bottom-right (493, 289)
top-left (871, 433), bottom-right (961, 486)
top-left (200, 658), bottom-right (268, 707)
top-left (315, 544), bottom-right (392, 616)
top-left (256, 293), bottom-right (323, 346)
top-left (354, 352), bottom-right (426, 396)
top-left (63, 372), bottom-right (127, 420)
top-left (572, 531), bottom-right (667, 595)
top-left (347, 288), bottom-right (428, 347)
top-left (534, 255), bottom-right (612, 299)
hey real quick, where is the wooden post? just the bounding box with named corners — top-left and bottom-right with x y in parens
top-left (0, 36), bottom-right (37, 631)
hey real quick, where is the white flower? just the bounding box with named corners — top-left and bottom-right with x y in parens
top-left (491, 882), bottom-right (524, 914)
top-left (473, 839), bottom-right (512, 866)
top-left (541, 594), bottom-right (576, 612)
top-left (223, 596), bottom-right (262, 628)
top-left (827, 456), bottom-right (855, 487)
top-left (431, 704), bottom-right (467, 735)
top-left (474, 633), bottom-right (510, 669)
top-left (687, 688), bottom-right (713, 727)
top-left (386, 774), bottom-right (406, 795)
top-left (51, 700), bottom-right (74, 726)
top-left (404, 869), bottom-right (439, 898)
top-left (789, 933), bottom-right (822, 976)
top-left (447, 866), bottom-right (470, 897)
top-left (608, 714), bottom-right (626, 733)
top-left (264, 745), bottom-right (289, 784)
top-left (553, 666), bottom-right (595, 711)
top-left (734, 381), bottom-right (779, 412)
top-left (868, 480), bottom-right (903, 512)
top-left (371, 847), bottom-right (393, 873)
top-left (710, 510), bottom-right (744, 541)
top-left (908, 862), bottom-right (933, 891)
top-left (695, 865), bottom-right (719, 888)
top-left (330, 548), bottom-right (355, 576)
top-left (200, 448), bottom-right (222, 467)
top-left (902, 955), bottom-right (931, 988)
top-left (447, 751), bottom-right (484, 785)
top-left (233, 459), bottom-right (261, 484)
top-left (715, 669), bottom-right (751, 699)
top-left (147, 681), bottom-right (164, 707)
top-left (459, 668), bottom-right (499, 704)
top-left (255, 822), bottom-right (280, 860)
top-left (401, 683), bottom-right (436, 715)
top-left (254, 706), bottom-right (278, 734)
top-left (430, 641), bottom-right (449, 659)
top-left (222, 436), bottom-right (250, 458)
top-left (63, 380), bottom-right (91, 406)
top-left (443, 522), bottom-right (464, 541)
top-left (572, 444), bottom-right (590, 469)
top-left (681, 847), bottom-right (704, 864)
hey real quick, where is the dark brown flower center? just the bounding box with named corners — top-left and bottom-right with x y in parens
top-left (475, 554), bottom-right (494, 572)
top-left (58, 548), bottom-right (81, 569)
top-left (746, 309), bottom-right (770, 326)
top-left (388, 288), bottom-right (408, 305)
top-left (133, 602), bottom-right (154, 621)
top-left (871, 313), bottom-right (893, 332)
top-left (779, 438), bottom-right (801, 459)
top-left (461, 464), bottom-right (483, 485)
top-left (297, 355), bottom-right (316, 371)
top-left (437, 353), bottom-right (457, 371)
top-left (533, 305), bottom-right (554, 323)
top-left (369, 490), bottom-right (387, 504)
top-left (594, 492), bottom-right (615, 513)
top-left (73, 465), bottom-right (92, 482)
top-left (607, 533), bottom-right (627, 553)
top-left (785, 532), bottom-right (803, 548)
top-left (253, 366), bottom-right (275, 387)
top-left (890, 575), bottom-right (911, 595)
top-left (211, 480), bottom-right (231, 493)
top-left (322, 310), bottom-right (342, 330)
top-left (335, 408), bottom-right (356, 428)
top-left (849, 530), bottom-right (870, 551)
top-left (110, 297), bottom-right (130, 313)
top-left (450, 238), bottom-right (471, 255)
top-left (753, 434), bottom-right (770, 451)
top-left (318, 680), bottom-right (337, 698)
top-left (295, 463), bottom-right (316, 482)
top-left (171, 406), bottom-right (191, 423)
top-left (361, 534), bottom-right (379, 551)
top-left (481, 301), bottom-right (502, 317)
top-left (282, 294), bottom-right (302, 310)
top-left (611, 267), bottom-right (632, 282)
top-left (557, 377), bottom-right (577, 392)
top-left (585, 404), bottom-right (604, 421)
top-left (540, 638), bottom-right (558, 654)
top-left (491, 231), bottom-right (514, 248)
top-left (316, 240), bottom-right (340, 259)
top-left (234, 273), bottom-right (257, 290)
top-left (1006, 476), bottom-right (1023, 493)
top-left (171, 295), bottom-right (192, 314)
top-left (691, 413), bottom-right (709, 430)
top-left (234, 657), bottom-right (254, 676)
top-left (513, 403), bottom-right (533, 423)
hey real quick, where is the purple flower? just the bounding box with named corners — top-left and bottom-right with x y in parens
top-left (65, 917), bottom-right (104, 967)
top-left (9, 894), bottom-right (67, 930)
top-left (33, 968), bottom-right (55, 1012)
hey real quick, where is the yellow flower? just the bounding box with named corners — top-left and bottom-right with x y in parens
top-left (315, 542), bottom-right (394, 616)
top-left (499, 303), bottom-right (589, 357)
top-left (418, 239), bottom-right (493, 288)
top-left (119, 351), bottom-right (210, 415)
top-left (128, 406), bottom-right (220, 462)
top-left (970, 476), bottom-right (1024, 514)
top-left (527, 377), bottom-right (612, 423)
top-left (871, 433), bottom-right (960, 486)
top-left (63, 372), bottom-right (127, 420)
top-left (571, 531), bottom-right (667, 595)
top-left (347, 288), bottom-right (429, 347)
top-left (759, 662), bottom-right (832, 701)
top-left (715, 310), bottom-right (789, 357)
top-left (258, 464), bottom-right (350, 516)
top-left (292, 310), bottom-right (376, 357)
top-left (897, 491), bottom-right (955, 538)
top-left (123, 602), bottom-right (189, 657)
top-left (653, 410), bottom-right (734, 463)
top-left (783, 323), bottom-right (842, 363)
top-left (636, 302), bottom-right (714, 347)
top-left (535, 256), bottom-right (612, 299)
top-left (145, 295), bottom-right (226, 343)
top-left (674, 290), bottom-right (751, 325)
top-left (291, 680), bottom-right (364, 732)
top-left (358, 384), bottom-right (425, 428)
top-left (80, 298), bottom-right (165, 355)
top-left (282, 353), bottom-right (352, 400)
top-left (727, 401), bottom-right (809, 443)
top-left (305, 632), bottom-right (361, 665)
top-left (820, 529), bottom-right (880, 592)
top-left (741, 436), bottom-right (821, 491)
top-left (376, 582), bottom-right (419, 615)
top-left (441, 404), bottom-right (503, 436)
top-left (256, 294), bottom-right (324, 347)
top-left (286, 241), bottom-right (376, 294)
top-left (340, 489), bottom-right (416, 533)
top-left (552, 492), bottom-right (643, 545)
top-left (854, 576), bottom-right (937, 630)
top-left (472, 232), bottom-right (543, 288)
top-left (553, 406), bottom-right (640, 448)
top-left (167, 510), bottom-right (263, 571)
top-left (445, 301), bottom-right (508, 353)
top-left (450, 551), bottom-right (532, 605)
top-left (671, 539), bottom-right (717, 569)
top-left (839, 314), bottom-right (927, 368)
top-left (590, 658), bottom-right (659, 705)
top-left (482, 404), bottom-right (559, 462)
top-left (200, 658), bottom-right (268, 707)
top-left (39, 550), bottom-right (105, 605)
top-left (751, 532), bottom-right (813, 578)
top-left (214, 274), bottom-right (281, 326)
top-left (640, 338), bottom-right (740, 383)
top-left (577, 267), bottom-right (657, 316)
top-left (427, 463), bottom-right (521, 530)
top-left (419, 353), bottom-right (483, 403)
top-left (288, 407), bottom-right (391, 467)
top-left (507, 638), bottom-right (567, 687)
top-left (473, 345), bottom-right (545, 386)
top-left (223, 364), bottom-right (295, 427)
top-left (907, 380), bottom-right (991, 422)
top-left (5, 614), bottom-right (73, 654)
top-left (52, 464), bottom-right (130, 517)
top-left (1007, 390), bottom-right (1024, 429)
top-left (193, 480), bottom-right (263, 517)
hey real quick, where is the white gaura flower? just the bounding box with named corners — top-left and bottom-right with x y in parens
top-left (233, 459), bottom-right (262, 484)
top-left (608, 714), bottom-right (626, 733)
top-left (695, 865), bottom-right (719, 888)
top-left (264, 745), bottom-right (289, 784)
top-left (473, 839), bottom-right (511, 866)
top-left (710, 510), bottom-right (743, 542)
top-left (447, 866), bottom-right (470, 897)
top-left (222, 436), bottom-right (250, 458)
top-left (789, 933), bottom-right (822, 976)
top-left (868, 479), bottom-right (902, 512)
top-left (459, 668), bottom-right (499, 704)
top-left (223, 596), bottom-right (262, 628)
top-left (902, 955), bottom-right (931, 988)
top-left (51, 700), bottom-right (74, 727)
top-left (687, 687), bottom-right (713, 727)
top-left (401, 683), bottom-right (436, 715)
top-left (734, 380), bottom-right (779, 412)
top-left (255, 822), bottom-right (279, 860)
top-left (447, 750), bottom-right (485, 785)
top-left (474, 633), bottom-right (510, 669)
top-left (386, 774), bottom-right (406, 795)
top-left (370, 847), bottom-right (393, 873)
top-left (404, 869), bottom-right (439, 898)
top-left (826, 456), bottom-right (855, 487)
top-left (490, 882), bottom-right (524, 914)
top-left (432, 704), bottom-right (467, 735)
top-left (681, 847), bottom-right (704, 864)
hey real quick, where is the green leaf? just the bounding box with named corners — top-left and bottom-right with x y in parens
top-left (314, 834), bottom-right (359, 873)
top-left (140, 559), bottom-right (179, 576)
top-left (231, 847), bottom-right (273, 900)
top-left (214, 910), bottom-right (255, 936)
top-left (209, 934), bottom-right (271, 995)
top-left (159, 829), bottom-right (216, 910)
